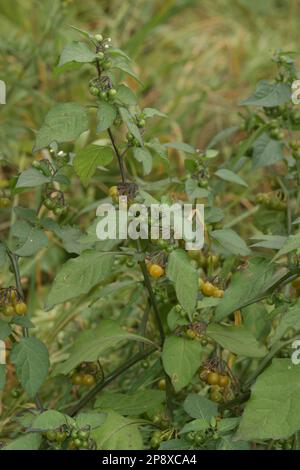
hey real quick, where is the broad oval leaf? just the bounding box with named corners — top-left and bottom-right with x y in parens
top-left (162, 336), bottom-right (203, 392)
top-left (10, 338), bottom-right (50, 397)
top-left (34, 103), bottom-right (89, 152)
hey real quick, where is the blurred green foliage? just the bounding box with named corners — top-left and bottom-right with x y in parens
top-left (1, 0), bottom-right (300, 161)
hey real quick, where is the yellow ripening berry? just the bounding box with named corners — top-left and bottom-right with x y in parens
top-left (14, 302), bottom-right (28, 316)
top-left (292, 277), bottom-right (300, 290)
top-left (149, 264), bottom-right (165, 278)
top-left (201, 281), bottom-right (216, 297)
top-left (108, 186), bottom-right (119, 198)
top-left (214, 288), bottom-right (224, 298)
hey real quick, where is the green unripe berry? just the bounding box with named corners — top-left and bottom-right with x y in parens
top-left (94, 34), bottom-right (103, 42)
top-left (89, 86), bottom-right (99, 96)
top-left (78, 430), bottom-right (90, 440)
top-left (73, 438), bottom-right (82, 449)
top-left (97, 51), bottom-right (104, 60)
top-left (53, 206), bottom-right (64, 216)
top-left (102, 60), bottom-right (112, 70)
top-left (100, 91), bottom-right (107, 99)
top-left (137, 119), bottom-right (146, 128)
top-left (46, 430), bottom-right (57, 442)
top-left (108, 88), bottom-right (117, 97)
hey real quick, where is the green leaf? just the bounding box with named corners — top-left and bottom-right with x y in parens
top-left (119, 107), bottom-right (143, 145)
top-left (143, 108), bottom-right (166, 118)
top-left (32, 410), bottom-right (74, 431)
top-left (54, 319), bottom-right (154, 375)
top-left (111, 56), bottom-right (141, 84)
top-left (46, 251), bottom-right (114, 309)
top-left (180, 418), bottom-right (209, 435)
top-left (183, 394), bottom-right (218, 421)
top-left (162, 336), bottom-right (203, 392)
top-left (0, 365), bottom-right (6, 391)
top-left (34, 103), bottom-right (89, 152)
top-left (211, 229), bottom-right (251, 256)
top-left (237, 359), bottom-right (300, 440)
top-left (0, 319), bottom-right (11, 340)
top-left (95, 390), bottom-right (165, 416)
top-left (2, 433), bottom-right (42, 450)
top-left (91, 411), bottom-right (143, 450)
top-left (206, 324), bottom-right (267, 358)
top-left (215, 258), bottom-right (276, 320)
top-left (10, 338), bottom-right (50, 397)
top-left (270, 300), bottom-right (300, 345)
top-left (214, 169), bottom-right (248, 187)
top-left (58, 41), bottom-right (96, 67)
top-left (12, 222), bottom-right (48, 257)
top-left (240, 80), bottom-right (291, 107)
top-left (273, 232), bottom-right (300, 260)
top-left (250, 235), bottom-right (286, 250)
top-left (74, 145), bottom-right (114, 186)
top-left (117, 84), bottom-right (137, 105)
top-left (185, 178), bottom-right (210, 199)
top-left (166, 249), bottom-right (198, 316)
top-left (252, 133), bottom-right (284, 169)
top-left (164, 142), bottom-right (195, 154)
top-left (16, 169), bottom-right (51, 188)
top-left (133, 147), bottom-right (152, 175)
top-left (146, 138), bottom-right (168, 161)
top-left (75, 412), bottom-right (106, 430)
top-left (96, 101), bottom-right (117, 132)
top-left (0, 243), bottom-right (7, 267)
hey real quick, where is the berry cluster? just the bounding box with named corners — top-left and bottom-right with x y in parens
top-left (0, 287), bottom-right (27, 317)
top-left (44, 424), bottom-right (95, 450)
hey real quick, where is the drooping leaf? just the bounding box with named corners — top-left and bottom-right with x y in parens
top-left (183, 394), bottom-right (218, 422)
top-left (211, 229), bottom-right (251, 256)
top-left (10, 338), bottom-right (50, 397)
top-left (91, 411), bottom-right (143, 450)
top-left (119, 107), bottom-right (143, 145)
top-left (34, 103), bottom-right (89, 152)
top-left (214, 169), bottom-right (248, 187)
top-left (73, 145), bottom-right (114, 185)
top-left (215, 258), bottom-right (277, 320)
top-left (206, 324), bottom-right (267, 358)
top-left (46, 251), bottom-right (114, 309)
top-left (133, 147), bottom-right (152, 175)
top-left (166, 249), bottom-right (198, 316)
top-left (237, 359), bottom-right (300, 440)
top-left (116, 84), bottom-right (137, 105)
top-left (2, 433), bottom-right (42, 450)
top-left (32, 410), bottom-right (74, 431)
top-left (162, 336), bottom-right (203, 392)
top-left (240, 80), bottom-right (291, 107)
top-left (273, 232), bottom-right (300, 260)
top-left (164, 142), bottom-right (195, 154)
top-left (16, 169), bottom-right (51, 189)
top-left (96, 101), bottom-right (117, 132)
top-left (58, 41), bottom-right (96, 67)
top-left (252, 133), bottom-right (284, 169)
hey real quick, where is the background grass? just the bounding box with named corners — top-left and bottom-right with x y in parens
top-left (1, 0), bottom-right (300, 160)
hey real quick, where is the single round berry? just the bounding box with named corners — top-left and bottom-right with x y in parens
top-left (14, 302), bottom-right (27, 316)
top-left (148, 264), bottom-right (164, 278)
top-left (218, 374), bottom-right (230, 388)
top-left (108, 88), bottom-right (117, 97)
top-left (207, 372), bottom-right (220, 386)
top-left (94, 34), bottom-right (103, 42)
top-left (81, 374), bottom-right (95, 386)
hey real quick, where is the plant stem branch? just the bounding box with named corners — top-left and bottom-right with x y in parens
top-left (108, 128), bottom-right (126, 183)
